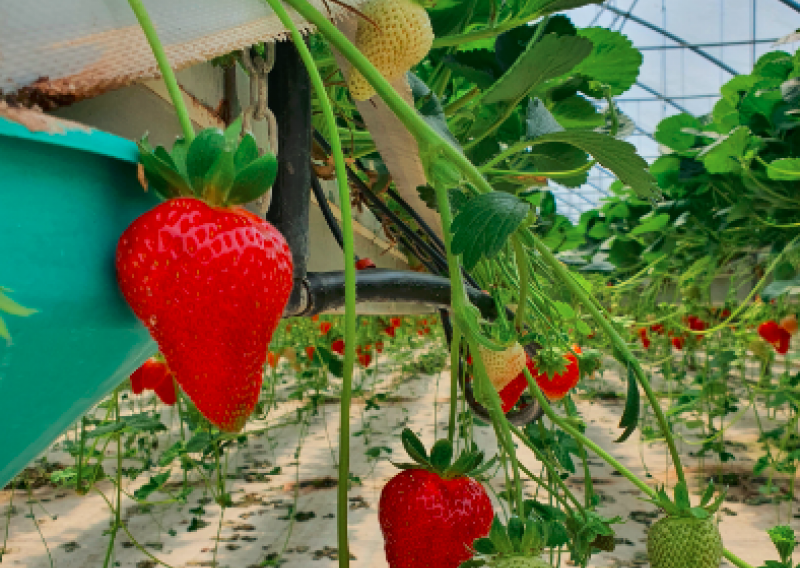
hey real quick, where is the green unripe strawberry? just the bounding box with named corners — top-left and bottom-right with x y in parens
top-left (647, 516), bottom-right (722, 568)
top-left (488, 556), bottom-right (552, 568)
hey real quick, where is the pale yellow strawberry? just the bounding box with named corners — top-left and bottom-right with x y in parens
top-left (477, 343), bottom-right (527, 392)
top-left (348, 0), bottom-right (434, 101)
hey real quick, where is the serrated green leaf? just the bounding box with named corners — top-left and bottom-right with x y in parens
top-left (700, 125), bottom-right (751, 174)
top-left (654, 113), bottom-right (701, 152)
top-left (573, 28), bottom-right (642, 96)
top-left (429, 439), bottom-right (454, 471)
top-left (442, 50), bottom-right (500, 89)
top-left (521, 0), bottom-right (603, 18)
top-left (761, 278), bottom-right (800, 301)
top-left (186, 128), bottom-right (227, 193)
top-left (550, 95), bottom-right (604, 129)
top-left (235, 133), bottom-right (260, 169)
top-left (483, 34), bottom-right (594, 105)
top-left (134, 472), bottom-right (170, 501)
top-left (614, 366), bottom-right (640, 443)
top-left (525, 131), bottom-right (656, 198)
top-left (630, 213), bottom-right (670, 236)
top-left (450, 192), bottom-right (530, 270)
top-left (227, 153), bottom-right (278, 205)
top-left (553, 301), bottom-right (575, 320)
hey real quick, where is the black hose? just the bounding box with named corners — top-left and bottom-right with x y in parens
top-left (301, 270), bottom-right (496, 319)
top-left (310, 168), bottom-right (347, 253)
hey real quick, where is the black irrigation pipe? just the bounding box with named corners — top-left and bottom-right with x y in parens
top-left (310, 167), bottom-right (348, 254)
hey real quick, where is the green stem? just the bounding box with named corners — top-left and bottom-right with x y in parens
top-left (263, 3), bottom-right (358, 567)
top-left (529, 234), bottom-right (687, 486)
top-left (444, 86), bottom-right (480, 116)
top-left (127, 0), bottom-right (195, 142)
top-left (512, 236), bottom-right (529, 332)
top-left (448, 326), bottom-right (462, 444)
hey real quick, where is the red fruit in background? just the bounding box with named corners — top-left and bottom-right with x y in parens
top-left (417, 330), bottom-right (424, 336)
top-left (637, 327), bottom-right (651, 350)
top-left (687, 315), bottom-right (707, 332)
top-left (424, 327), bottom-right (431, 334)
top-left (376, 341), bottom-right (385, 354)
top-left (129, 357), bottom-right (176, 406)
top-left (671, 336), bottom-right (685, 350)
top-left (384, 326), bottom-right (396, 338)
top-left (320, 322), bottom-right (333, 335)
top-left (305, 346), bottom-right (315, 360)
top-left (535, 345), bottom-right (581, 401)
top-left (720, 309), bottom-right (732, 320)
top-left (116, 198), bottom-right (293, 432)
top-left (311, 314), bottom-right (319, 322)
top-left (379, 431), bottom-right (493, 568)
top-left (390, 317), bottom-right (402, 328)
top-left (355, 258), bottom-right (377, 270)
top-left (759, 320), bottom-right (791, 354)
top-left (650, 323), bottom-right (665, 335)
top-left (267, 352), bottom-right (279, 368)
top-left (358, 352), bottom-right (372, 367)
top-left (331, 339), bottom-right (345, 355)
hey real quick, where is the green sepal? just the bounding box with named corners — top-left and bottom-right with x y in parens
top-left (234, 133), bottom-right (260, 169)
top-left (137, 140), bottom-right (192, 199)
top-left (473, 537), bottom-right (496, 555)
top-left (401, 428), bottom-right (430, 466)
top-left (520, 520), bottom-right (545, 554)
top-left (224, 116), bottom-right (243, 148)
top-left (171, 137), bottom-right (190, 178)
top-left (227, 153), bottom-right (279, 205)
top-left (488, 517), bottom-right (514, 555)
top-left (429, 439), bottom-right (454, 471)
top-left (186, 128), bottom-right (228, 194)
top-left (507, 517), bottom-right (524, 549)
top-left (205, 149), bottom-right (236, 201)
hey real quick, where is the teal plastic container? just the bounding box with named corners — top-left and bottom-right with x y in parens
top-left (0, 113), bottom-right (158, 488)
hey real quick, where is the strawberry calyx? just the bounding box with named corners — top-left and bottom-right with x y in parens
top-left (392, 428), bottom-right (494, 480)
top-left (640, 480), bottom-right (726, 520)
top-left (137, 117), bottom-right (277, 208)
top-left (464, 515), bottom-right (548, 567)
top-left (532, 346), bottom-right (571, 378)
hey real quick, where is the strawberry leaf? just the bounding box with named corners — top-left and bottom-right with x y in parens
top-left (228, 153), bottom-right (279, 205)
top-left (451, 192), bottom-right (530, 270)
top-left (187, 128), bottom-right (227, 193)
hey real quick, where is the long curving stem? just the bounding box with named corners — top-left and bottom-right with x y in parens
top-left (126, 0), bottom-right (195, 143)
top-left (262, 2), bottom-right (358, 567)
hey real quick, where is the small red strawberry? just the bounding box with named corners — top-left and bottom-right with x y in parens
top-left (758, 320), bottom-right (791, 354)
top-left (129, 357), bottom-right (176, 406)
top-left (671, 336), bottom-right (685, 350)
top-left (534, 345), bottom-right (581, 401)
top-left (305, 346), bottom-right (316, 360)
top-left (311, 314), bottom-right (319, 322)
top-left (356, 257), bottom-right (377, 270)
top-left (376, 341), bottom-right (385, 354)
top-left (358, 352), bottom-right (373, 368)
top-left (650, 323), bottom-right (665, 335)
top-left (379, 430), bottom-right (493, 568)
top-left (637, 327), bottom-right (651, 350)
top-left (687, 315), bottom-right (707, 332)
top-left (331, 339), bottom-right (345, 355)
top-left (117, 126), bottom-right (292, 432)
top-left (384, 326), bottom-right (396, 338)
top-left (320, 321), bottom-right (333, 335)
top-left (390, 317), bottom-right (402, 328)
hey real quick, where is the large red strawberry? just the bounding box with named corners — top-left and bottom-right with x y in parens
top-left (379, 429), bottom-right (493, 568)
top-left (117, 126), bottom-right (292, 432)
top-left (534, 345), bottom-right (582, 401)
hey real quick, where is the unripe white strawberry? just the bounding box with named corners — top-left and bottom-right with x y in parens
top-left (348, 0), bottom-right (434, 101)
top-left (477, 343), bottom-right (527, 392)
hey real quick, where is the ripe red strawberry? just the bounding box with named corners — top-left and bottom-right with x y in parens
top-left (384, 326), bottom-right (396, 338)
top-left (376, 341), bottom-right (385, 354)
top-left (358, 352), bottom-right (373, 368)
top-left (534, 345), bottom-right (581, 401)
top-left (650, 323), bottom-right (665, 335)
top-left (130, 357), bottom-right (176, 406)
top-left (355, 257), bottom-right (377, 270)
top-left (637, 327), bottom-right (651, 350)
top-left (671, 336), bottom-right (685, 350)
top-left (687, 315), bottom-right (707, 332)
top-left (117, 198), bottom-right (292, 432)
top-left (305, 346), bottom-right (316, 360)
top-left (758, 320), bottom-right (791, 354)
top-left (390, 317), bottom-right (402, 328)
top-left (331, 339), bottom-right (345, 355)
top-left (379, 430), bottom-right (493, 568)
top-left (320, 321), bottom-right (333, 335)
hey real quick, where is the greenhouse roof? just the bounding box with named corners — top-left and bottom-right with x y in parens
top-left (552, 0), bottom-right (800, 222)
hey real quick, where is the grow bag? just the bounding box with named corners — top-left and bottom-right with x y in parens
top-left (0, 108), bottom-right (158, 489)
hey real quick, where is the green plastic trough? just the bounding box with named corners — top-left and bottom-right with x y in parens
top-left (0, 112), bottom-right (159, 489)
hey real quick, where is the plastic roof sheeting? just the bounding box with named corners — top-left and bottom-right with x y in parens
top-left (550, 0), bottom-right (800, 222)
